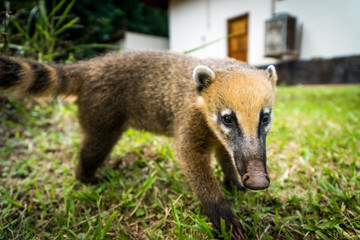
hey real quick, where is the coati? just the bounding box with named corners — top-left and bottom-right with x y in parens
top-left (0, 50), bottom-right (277, 239)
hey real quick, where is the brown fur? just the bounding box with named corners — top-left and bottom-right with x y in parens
top-left (0, 50), bottom-right (277, 239)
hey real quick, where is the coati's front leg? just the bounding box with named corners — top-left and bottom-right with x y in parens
top-left (215, 145), bottom-right (246, 192)
top-left (175, 115), bottom-right (245, 239)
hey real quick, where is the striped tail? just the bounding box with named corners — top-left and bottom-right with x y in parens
top-left (0, 56), bottom-right (82, 97)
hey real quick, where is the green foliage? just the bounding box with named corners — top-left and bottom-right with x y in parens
top-left (7, 0), bottom-right (79, 61)
top-left (0, 85), bottom-right (360, 239)
top-left (69, 0), bottom-right (168, 39)
top-left (67, 0), bottom-right (168, 58)
top-left (4, 0), bottom-right (168, 59)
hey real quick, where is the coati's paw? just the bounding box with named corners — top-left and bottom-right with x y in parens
top-left (224, 179), bottom-right (246, 193)
top-left (206, 199), bottom-right (245, 240)
top-left (77, 172), bottom-right (112, 185)
top-left (76, 173), bottom-right (102, 185)
top-left (78, 176), bottom-right (100, 185)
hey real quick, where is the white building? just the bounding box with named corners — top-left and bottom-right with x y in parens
top-left (119, 31), bottom-right (169, 51)
top-left (168, 0), bottom-right (360, 67)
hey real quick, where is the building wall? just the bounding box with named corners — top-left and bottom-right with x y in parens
top-left (169, 0), bottom-right (360, 66)
top-left (276, 0), bottom-right (360, 60)
top-left (119, 31), bottom-right (169, 50)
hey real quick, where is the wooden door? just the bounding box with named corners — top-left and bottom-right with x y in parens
top-left (228, 14), bottom-right (248, 63)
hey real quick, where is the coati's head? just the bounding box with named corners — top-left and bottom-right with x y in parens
top-left (193, 63), bottom-right (278, 190)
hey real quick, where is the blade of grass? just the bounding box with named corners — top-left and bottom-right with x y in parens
top-left (54, 0), bottom-right (76, 30)
top-left (26, 6), bottom-right (39, 35)
top-left (38, 0), bottom-right (50, 30)
top-left (171, 200), bottom-right (184, 239)
top-left (188, 211), bottom-right (215, 239)
top-left (74, 43), bottom-right (123, 50)
top-left (54, 17), bottom-right (79, 36)
top-left (48, 0), bottom-right (68, 18)
top-left (135, 170), bottom-right (157, 199)
top-left (101, 211), bottom-right (118, 239)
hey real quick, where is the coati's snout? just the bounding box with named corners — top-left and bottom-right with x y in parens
top-left (242, 171), bottom-right (270, 190)
top-left (234, 143), bottom-right (270, 190)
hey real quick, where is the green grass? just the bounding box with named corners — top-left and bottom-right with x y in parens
top-left (1, 85), bottom-right (360, 239)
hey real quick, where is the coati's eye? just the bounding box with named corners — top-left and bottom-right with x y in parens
top-left (222, 114), bottom-right (233, 125)
top-left (262, 113), bottom-right (271, 125)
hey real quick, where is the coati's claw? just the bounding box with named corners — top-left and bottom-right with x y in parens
top-left (224, 179), bottom-right (246, 193)
top-left (206, 199), bottom-right (246, 240)
top-left (77, 175), bottom-right (101, 185)
top-left (77, 173), bottom-right (112, 185)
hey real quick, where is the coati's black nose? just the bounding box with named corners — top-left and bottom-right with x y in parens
top-left (242, 172), bottom-right (270, 190)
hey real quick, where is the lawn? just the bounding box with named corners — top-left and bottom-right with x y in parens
top-left (1, 85), bottom-right (359, 240)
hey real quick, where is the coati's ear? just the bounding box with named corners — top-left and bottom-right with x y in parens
top-left (192, 65), bottom-right (216, 93)
top-left (267, 65), bottom-right (278, 87)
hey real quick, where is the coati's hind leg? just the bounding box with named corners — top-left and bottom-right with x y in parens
top-left (75, 127), bottom-right (123, 184)
top-left (75, 102), bottom-right (126, 184)
top-left (215, 145), bottom-right (246, 192)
